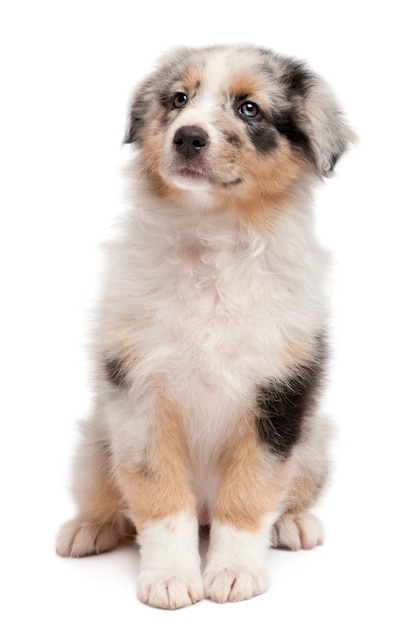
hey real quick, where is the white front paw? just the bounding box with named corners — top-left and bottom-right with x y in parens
top-left (203, 566), bottom-right (268, 603)
top-left (203, 519), bottom-right (272, 603)
top-left (137, 512), bottom-right (202, 609)
top-left (137, 570), bottom-right (203, 609)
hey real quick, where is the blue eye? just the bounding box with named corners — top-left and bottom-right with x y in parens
top-left (173, 92), bottom-right (188, 108)
top-left (239, 101), bottom-right (259, 118)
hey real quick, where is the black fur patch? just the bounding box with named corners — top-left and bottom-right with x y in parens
top-left (105, 357), bottom-right (130, 389)
top-left (276, 60), bottom-right (319, 166)
top-left (271, 108), bottom-right (316, 165)
top-left (280, 60), bottom-right (314, 98)
top-left (255, 338), bottom-right (326, 458)
top-left (246, 122), bottom-right (278, 153)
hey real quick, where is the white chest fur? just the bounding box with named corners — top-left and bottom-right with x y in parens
top-left (101, 201), bottom-right (328, 420)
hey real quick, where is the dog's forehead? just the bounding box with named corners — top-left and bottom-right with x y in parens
top-left (168, 46), bottom-right (284, 101)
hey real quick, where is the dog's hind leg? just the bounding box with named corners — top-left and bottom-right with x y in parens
top-left (270, 421), bottom-right (331, 551)
top-left (56, 414), bottom-right (132, 558)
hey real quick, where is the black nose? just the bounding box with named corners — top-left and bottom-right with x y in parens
top-left (173, 125), bottom-right (208, 158)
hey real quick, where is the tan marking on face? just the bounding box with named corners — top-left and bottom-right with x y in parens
top-left (130, 114), bottom-right (182, 198)
top-left (214, 416), bottom-right (295, 532)
top-left (141, 140), bottom-right (178, 198)
top-left (164, 65), bottom-right (203, 101)
top-left (223, 139), bottom-right (308, 229)
top-left (181, 65), bottom-right (202, 94)
top-left (230, 74), bottom-right (266, 99)
top-left (116, 391), bottom-right (195, 531)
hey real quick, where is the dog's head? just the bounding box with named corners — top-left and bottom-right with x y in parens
top-left (124, 45), bottom-right (353, 214)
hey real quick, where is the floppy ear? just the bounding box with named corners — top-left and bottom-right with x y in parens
top-left (123, 109), bottom-right (140, 144)
top-left (123, 81), bottom-right (153, 144)
top-left (282, 61), bottom-right (355, 176)
top-left (123, 47), bottom-right (192, 145)
top-left (302, 78), bottom-right (355, 176)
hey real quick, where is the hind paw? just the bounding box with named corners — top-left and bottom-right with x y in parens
top-left (271, 511), bottom-right (324, 551)
top-left (56, 518), bottom-right (121, 557)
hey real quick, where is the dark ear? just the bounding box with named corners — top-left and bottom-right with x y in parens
top-left (123, 47), bottom-right (191, 145)
top-left (123, 80), bottom-right (154, 145)
top-left (282, 61), bottom-right (355, 176)
top-left (123, 109), bottom-right (141, 144)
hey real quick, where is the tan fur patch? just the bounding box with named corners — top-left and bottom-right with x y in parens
top-left (116, 392), bottom-right (196, 531)
top-left (287, 463), bottom-right (328, 513)
top-left (131, 117), bottom-right (182, 199)
top-left (214, 416), bottom-right (294, 532)
top-left (103, 313), bottom-right (151, 383)
top-left (226, 139), bottom-right (308, 229)
top-left (181, 65), bottom-right (202, 94)
top-left (230, 75), bottom-right (266, 99)
top-left (76, 463), bottom-right (123, 527)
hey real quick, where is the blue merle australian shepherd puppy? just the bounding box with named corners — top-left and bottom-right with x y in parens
top-left (57, 44), bottom-right (353, 609)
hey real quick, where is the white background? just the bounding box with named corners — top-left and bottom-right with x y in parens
top-left (1, 1), bottom-right (413, 624)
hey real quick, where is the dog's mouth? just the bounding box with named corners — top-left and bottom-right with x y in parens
top-left (176, 164), bottom-right (206, 179)
top-left (169, 163), bottom-right (242, 187)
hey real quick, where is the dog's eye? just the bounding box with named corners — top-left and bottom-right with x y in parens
top-left (173, 92), bottom-right (188, 108)
top-left (238, 101), bottom-right (260, 118)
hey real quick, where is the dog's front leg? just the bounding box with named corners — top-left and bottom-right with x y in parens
top-left (115, 391), bottom-right (202, 610)
top-left (203, 421), bottom-right (293, 603)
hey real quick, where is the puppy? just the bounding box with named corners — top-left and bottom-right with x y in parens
top-left (57, 44), bottom-right (353, 609)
